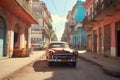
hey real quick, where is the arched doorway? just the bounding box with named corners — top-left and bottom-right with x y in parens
top-left (93, 30), bottom-right (97, 52)
top-left (0, 17), bottom-right (7, 57)
top-left (14, 24), bottom-right (19, 49)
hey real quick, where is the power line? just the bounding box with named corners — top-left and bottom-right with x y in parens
top-left (51, 0), bottom-right (67, 17)
top-left (62, 0), bottom-right (67, 17)
top-left (51, 0), bottom-right (59, 14)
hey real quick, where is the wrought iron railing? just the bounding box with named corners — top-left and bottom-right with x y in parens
top-left (83, 12), bottom-right (95, 24)
top-left (83, 0), bottom-right (117, 25)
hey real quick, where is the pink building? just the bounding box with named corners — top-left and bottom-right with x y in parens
top-left (0, 0), bottom-right (38, 58)
top-left (84, 0), bottom-right (120, 57)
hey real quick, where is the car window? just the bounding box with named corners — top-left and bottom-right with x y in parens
top-left (49, 43), bottom-right (69, 48)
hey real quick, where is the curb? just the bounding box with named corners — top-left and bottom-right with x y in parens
top-left (78, 55), bottom-right (103, 67)
top-left (78, 54), bottom-right (120, 78)
top-left (102, 67), bottom-right (120, 78)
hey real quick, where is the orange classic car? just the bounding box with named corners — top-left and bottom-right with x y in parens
top-left (46, 41), bottom-right (78, 67)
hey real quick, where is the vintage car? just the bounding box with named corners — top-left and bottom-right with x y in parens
top-left (46, 41), bottom-right (78, 67)
top-left (31, 43), bottom-right (42, 50)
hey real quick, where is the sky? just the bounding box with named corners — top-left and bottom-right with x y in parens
top-left (40, 0), bottom-right (86, 41)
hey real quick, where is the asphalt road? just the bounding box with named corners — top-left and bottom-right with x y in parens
top-left (7, 55), bottom-right (119, 80)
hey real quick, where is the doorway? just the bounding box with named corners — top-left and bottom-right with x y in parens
top-left (116, 21), bottom-right (120, 57)
top-left (104, 24), bottom-right (111, 57)
top-left (14, 32), bottom-right (18, 48)
top-left (117, 31), bottom-right (120, 56)
top-left (93, 30), bottom-right (97, 52)
top-left (14, 24), bottom-right (19, 49)
top-left (0, 17), bottom-right (7, 58)
top-left (99, 28), bottom-right (102, 53)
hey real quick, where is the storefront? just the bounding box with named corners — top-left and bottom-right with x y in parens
top-left (116, 21), bottom-right (120, 57)
top-left (104, 24), bottom-right (111, 57)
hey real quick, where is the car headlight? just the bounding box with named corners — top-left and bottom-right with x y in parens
top-left (49, 51), bottom-right (55, 55)
top-left (73, 51), bottom-right (78, 58)
top-left (76, 51), bottom-right (78, 55)
top-left (73, 51), bottom-right (78, 54)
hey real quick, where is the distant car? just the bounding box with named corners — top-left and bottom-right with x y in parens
top-left (31, 43), bottom-right (42, 50)
top-left (46, 41), bottom-right (78, 67)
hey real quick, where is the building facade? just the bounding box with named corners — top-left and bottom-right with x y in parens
top-left (31, 0), bottom-right (45, 50)
top-left (0, 0), bottom-right (38, 58)
top-left (84, 0), bottom-right (120, 57)
top-left (31, 0), bottom-right (54, 49)
top-left (62, 0), bottom-right (86, 50)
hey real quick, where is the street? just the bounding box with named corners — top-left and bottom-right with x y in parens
top-left (0, 0), bottom-right (120, 80)
top-left (5, 55), bottom-right (119, 80)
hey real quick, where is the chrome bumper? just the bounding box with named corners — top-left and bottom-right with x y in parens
top-left (48, 59), bottom-right (77, 62)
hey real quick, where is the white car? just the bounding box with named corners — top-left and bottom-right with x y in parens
top-left (31, 43), bottom-right (42, 50)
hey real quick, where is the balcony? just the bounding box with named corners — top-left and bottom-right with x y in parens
top-left (16, 0), bottom-right (39, 23)
top-left (0, 0), bottom-right (38, 24)
top-left (83, 13), bottom-right (96, 30)
top-left (43, 16), bottom-right (52, 29)
top-left (42, 26), bottom-right (51, 38)
top-left (94, 0), bottom-right (119, 21)
top-left (31, 30), bottom-right (42, 34)
top-left (83, 0), bottom-right (120, 30)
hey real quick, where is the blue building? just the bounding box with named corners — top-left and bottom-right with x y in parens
top-left (71, 0), bottom-right (86, 50)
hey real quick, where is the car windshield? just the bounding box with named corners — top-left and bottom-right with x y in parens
top-left (49, 43), bottom-right (69, 48)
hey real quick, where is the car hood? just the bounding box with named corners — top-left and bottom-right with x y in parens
top-left (49, 48), bottom-right (74, 54)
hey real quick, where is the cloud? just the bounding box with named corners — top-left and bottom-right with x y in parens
top-left (51, 14), bottom-right (67, 41)
top-left (81, 0), bottom-right (86, 1)
top-left (51, 14), bottom-right (67, 26)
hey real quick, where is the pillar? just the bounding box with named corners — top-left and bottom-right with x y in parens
top-left (20, 23), bottom-right (25, 49)
top-left (101, 26), bottom-right (104, 55)
top-left (111, 22), bottom-right (116, 57)
top-left (97, 29), bottom-right (99, 53)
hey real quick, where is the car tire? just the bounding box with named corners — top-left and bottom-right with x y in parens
top-left (71, 62), bottom-right (76, 67)
top-left (48, 62), bottom-right (53, 66)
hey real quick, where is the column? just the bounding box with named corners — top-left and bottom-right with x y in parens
top-left (101, 26), bottom-right (104, 55)
top-left (97, 29), bottom-right (99, 53)
top-left (8, 29), bottom-right (14, 57)
top-left (111, 23), bottom-right (116, 57)
top-left (19, 23), bottom-right (25, 49)
top-left (27, 26), bottom-right (31, 55)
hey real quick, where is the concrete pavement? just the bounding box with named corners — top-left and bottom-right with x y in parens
top-left (0, 51), bottom-right (45, 80)
top-left (78, 50), bottom-right (120, 78)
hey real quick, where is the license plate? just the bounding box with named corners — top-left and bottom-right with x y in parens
top-left (62, 59), bottom-right (68, 62)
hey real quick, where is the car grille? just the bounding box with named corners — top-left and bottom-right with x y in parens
top-left (52, 54), bottom-right (74, 59)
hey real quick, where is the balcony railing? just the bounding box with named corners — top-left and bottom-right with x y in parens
top-left (84, 0), bottom-right (118, 25)
top-left (95, 0), bottom-right (117, 16)
top-left (43, 16), bottom-right (52, 29)
top-left (83, 12), bottom-right (95, 25)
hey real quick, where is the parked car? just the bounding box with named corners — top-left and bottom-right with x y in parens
top-left (31, 43), bottom-right (42, 50)
top-left (45, 41), bottom-right (78, 67)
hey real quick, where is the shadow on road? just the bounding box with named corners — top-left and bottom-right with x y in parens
top-left (31, 59), bottom-right (119, 80)
top-left (33, 59), bottom-right (77, 72)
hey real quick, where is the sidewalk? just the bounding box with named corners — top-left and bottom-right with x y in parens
top-left (78, 50), bottom-right (120, 78)
top-left (0, 51), bottom-right (45, 80)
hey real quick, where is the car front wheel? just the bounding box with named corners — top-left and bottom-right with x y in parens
top-left (71, 62), bottom-right (76, 67)
top-left (48, 61), bottom-right (53, 66)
